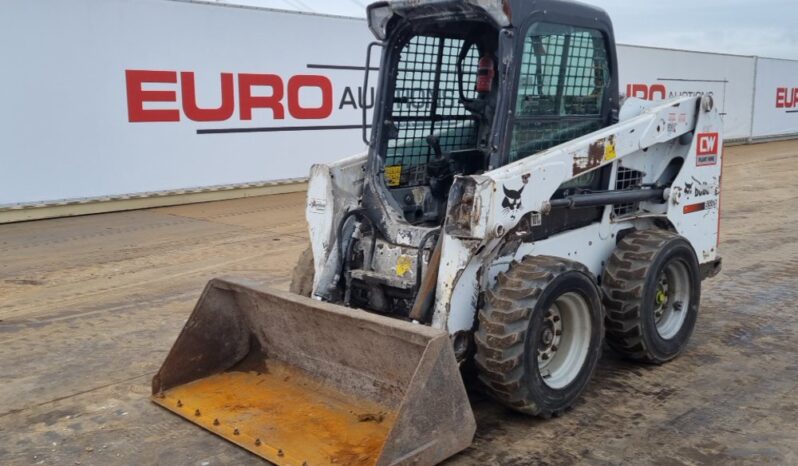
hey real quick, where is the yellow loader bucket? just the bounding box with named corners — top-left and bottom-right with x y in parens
top-left (151, 278), bottom-right (476, 466)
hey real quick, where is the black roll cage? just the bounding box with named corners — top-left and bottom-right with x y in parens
top-left (359, 0), bottom-right (620, 235)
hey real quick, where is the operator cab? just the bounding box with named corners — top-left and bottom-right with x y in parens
top-left (365, 0), bottom-right (619, 230)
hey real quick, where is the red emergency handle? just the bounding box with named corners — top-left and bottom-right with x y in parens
top-left (476, 56), bottom-right (495, 93)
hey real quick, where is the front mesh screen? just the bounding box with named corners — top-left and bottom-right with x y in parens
top-left (384, 35), bottom-right (479, 188)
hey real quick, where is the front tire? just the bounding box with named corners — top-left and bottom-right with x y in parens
top-left (602, 229), bottom-right (701, 363)
top-left (475, 256), bottom-right (604, 417)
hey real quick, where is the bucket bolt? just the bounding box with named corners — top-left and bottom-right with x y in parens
top-left (176, 400), bottom-right (182, 408)
top-left (233, 428), bottom-right (240, 436)
top-left (194, 409), bottom-right (201, 417)
top-left (213, 418), bottom-right (220, 426)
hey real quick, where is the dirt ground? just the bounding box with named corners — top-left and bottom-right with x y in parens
top-left (2, 140), bottom-right (797, 466)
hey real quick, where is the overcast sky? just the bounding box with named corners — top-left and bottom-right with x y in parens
top-left (220, 0), bottom-right (798, 60)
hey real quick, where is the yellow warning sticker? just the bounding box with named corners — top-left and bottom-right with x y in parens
top-left (396, 255), bottom-right (412, 277)
top-left (385, 165), bottom-right (402, 187)
top-left (604, 137), bottom-right (617, 161)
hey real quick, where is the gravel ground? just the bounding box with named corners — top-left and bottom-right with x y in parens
top-left (1, 140), bottom-right (797, 465)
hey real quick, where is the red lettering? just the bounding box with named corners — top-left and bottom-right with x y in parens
top-left (628, 84), bottom-right (648, 99)
top-left (626, 83), bottom-right (667, 101)
top-left (649, 84), bottom-right (667, 100)
top-left (697, 132), bottom-right (719, 155)
top-left (126, 70), bottom-right (342, 122)
top-left (180, 72), bottom-right (235, 122)
top-left (287, 75), bottom-right (333, 119)
top-left (776, 87), bottom-right (786, 108)
top-left (125, 70), bottom-right (180, 122)
top-left (238, 74), bottom-right (284, 120)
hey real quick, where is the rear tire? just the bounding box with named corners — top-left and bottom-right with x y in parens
top-left (602, 229), bottom-right (701, 363)
top-left (475, 256), bottom-right (603, 417)
top-left (289, 245), bottom-right (315, 297)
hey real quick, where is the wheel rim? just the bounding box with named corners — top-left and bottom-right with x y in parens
top-left (537, 292), bottom-right (592, 389)
top-left (654, 259), bottom-right (691, 339)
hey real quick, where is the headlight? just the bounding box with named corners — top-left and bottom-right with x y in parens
top-left (445, 177), bottom-right (481, 238)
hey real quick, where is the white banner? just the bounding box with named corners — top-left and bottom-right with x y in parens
top-left (617, 45), bottom-right (756, 141)
top-left (0, 0), bottom-right (375, 205)
top-left (751, 58), bottom-right (798, 139)
top-left (1, 0), bottom-right (795, 206)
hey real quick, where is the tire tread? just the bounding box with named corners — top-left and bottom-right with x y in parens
top-left (602, 229), bottom-right (683, 362)
top-left (475, 255), bottom-right (593, 417)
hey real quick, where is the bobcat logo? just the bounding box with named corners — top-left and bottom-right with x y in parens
top-left (502, 185), bottom-right (525, 219)
top-left (691, 176), bottom-right (712, 196)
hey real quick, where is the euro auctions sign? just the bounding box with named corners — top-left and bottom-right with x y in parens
top-left (775, 87), bottom-right (798, 111)
top-left (751, 58), bottom-right (798, 138)
top-left (0, 0), bottom-right (385, 206)
top-left (125, 70), bottom-right (375, 127)
top-left (4, 0), bottom-right (797, 208)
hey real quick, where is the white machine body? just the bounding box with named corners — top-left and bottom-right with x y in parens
top-left (306, 94), bottom-right (722, 337)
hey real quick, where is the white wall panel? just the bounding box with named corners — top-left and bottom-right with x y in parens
top-left (0, 0), bottom-right (794, 206)
top-left (751, 58), bottom-right (798, 139)
top-left (0, 0), bottom-right (375, 205)
top-left (617, 45), bottom-right (756, 141)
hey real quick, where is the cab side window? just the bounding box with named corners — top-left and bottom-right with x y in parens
top-left (509, 22), bottom-right (609, 164)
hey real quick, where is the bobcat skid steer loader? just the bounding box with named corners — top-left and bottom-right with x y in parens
top-left (152, 1), bottom-right (723, 464)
